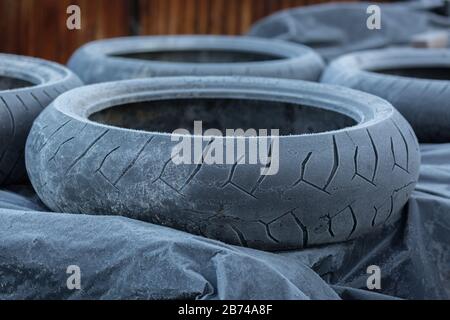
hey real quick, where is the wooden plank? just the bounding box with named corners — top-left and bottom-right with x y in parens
top-left (225, 0), bottom-right (238, 35)
top-left (196, 0), bottom-right (209, 34)
top-left (0, 0), bottom-right (20, 54)
top-left (0, 0), bottom-right (130, 63)
top-left (239, 0), bottom-right (253, 35)
top-left (0, 0), bottom-right (364, 63)
top-left (183, 0), bottom-right (196, 34)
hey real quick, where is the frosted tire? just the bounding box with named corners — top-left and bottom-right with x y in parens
top-left (0, 54), bottom-right (82, 186)
top-left (321, 48), bottom-right (450, 143)
top-left (67, 35), bottom-right (325, 84)
top-left (26, 77), bottom-right (420, 251)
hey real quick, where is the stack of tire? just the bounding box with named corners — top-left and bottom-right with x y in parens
top-left (3, 35), bottom-right (423, 251)
top-left (0, 54), bottom-right (81, 186)
top-left (321, 48), bottom-right (450, 143)
top-left (67, 36), bottom-right (325, 83)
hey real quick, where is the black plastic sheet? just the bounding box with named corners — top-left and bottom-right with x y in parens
top-left (1, 144), bottom-right (449, 300)
top-left (248, 2), bottom-right (450, 61)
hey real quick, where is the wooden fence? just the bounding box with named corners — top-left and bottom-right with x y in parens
top-left (0, 0), bottom-right (353, 63)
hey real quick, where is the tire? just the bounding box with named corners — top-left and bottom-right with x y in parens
top-left (0, 54), bottom-right (82, 186)
top-left (67, 35), bottom-right (325, 84)
top-left (26, 77), bottom-right (420, 251)
top-left (321, 48), bottom-right (450, 143)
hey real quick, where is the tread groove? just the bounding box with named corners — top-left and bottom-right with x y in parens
top-left (250, 141), bottom-right (273, 194)
top-left (290, 212), bottom-right (309, 248)
top-left (39, 120), bottom-right (72, 152)
top-left (152, 157), bottom-right (173, 183)
top-left (43, 90), bottom-right (54, 100)
top-left (48, 137), bottom-right (75, 162)
top-left (30, 92), bottom-right (44, 109)
top-left (258, 220), bottom-right (280, 243)
top-left (230, 224), bottom-right (248, 247)
top-left (366, 129), bottom-right (379, 182)
top-left (390, 137), bottom-right (409, 173)
top-left (391, 120), bottom-right (409, 172)
top-left (15, 94), bottom-right (29, 111)
top-left (65, 130), bottom-right (109, 175)
top-left (221, 155), bottom-right (244, 187)
top-left (220, 155), bottom-right (257, 199)
top-left (96, 146), bottom-right (121, 173)
top-left (179, 139), bottom-right (213, 191)
top-left (371, 206), bottom-right (378, 227)
top-left (323, 135), bottom-right (339, 191)
top-left (347, 205), bottom-right (357, 239)
top-left (292, 152), bottom-right (331, 195)
top-left (113, 136), bottom-right (154, 186)
top-left (0, 96), bottom-right (15, 138)
top-left (158, 177), bottom-right (185, 197)
top-left (228, 182), bottom-right (258, 200)
top-left (352, 146), bottom-right (377, 187)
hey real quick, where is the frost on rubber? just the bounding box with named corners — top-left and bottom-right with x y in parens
top-left (25, 77), bottom-right (420, 251)
top-left (0, 54), bottom-right (82, 186)
top-left (67, 35), bottom-right (325, 84)
top-left (321, 48), bottom-right (450, 143)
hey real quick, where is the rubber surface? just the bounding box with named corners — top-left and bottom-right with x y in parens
top-left (67, 35), bottom-right (325, 84)
top-left (26, 77), bottom-right (420, 251)
top-left (0, 54), bottom-right (82, 186)
top-left (321, 48), bottom-right (450, 143)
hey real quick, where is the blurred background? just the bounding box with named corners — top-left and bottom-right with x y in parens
top-left (0, 0), bottom-right (375, 63)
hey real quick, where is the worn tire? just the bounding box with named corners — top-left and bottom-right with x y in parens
top-left (26, 77), bottom-right (420, 251)
top-left (0, 54), bottom-right (82, 186)
top-left (321, 48), bottom-right (450, 143)
top-left (67, 35), bottom-right (325, 84)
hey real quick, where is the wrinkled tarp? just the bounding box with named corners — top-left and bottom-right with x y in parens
top-left (247, 2), bottom-right (450, 61)
top-left (0, 143), bottom-right (449, 300)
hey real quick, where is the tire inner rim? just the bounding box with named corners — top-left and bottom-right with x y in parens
top-left (373, 67), bottom-right (450, 80)
top-left (111, 50), bottom-right (284, 63)
top-left (89, 98), bottom-right (357, 135)
top-left (0, 75), bottom-right (35, 90)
